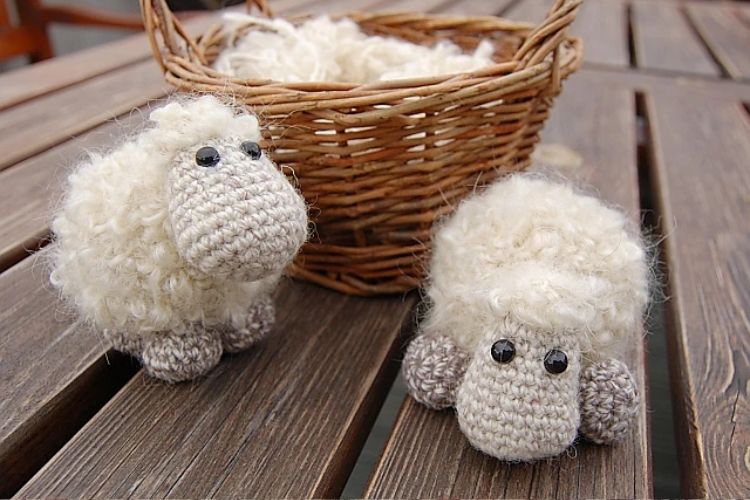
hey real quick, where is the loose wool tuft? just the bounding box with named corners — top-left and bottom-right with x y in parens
top-left (49, 95), bottom-right (290, 337)
top-left (214, 14), bottom-right (495, 83)
top-left (423, 174), bottom-right (649, 362)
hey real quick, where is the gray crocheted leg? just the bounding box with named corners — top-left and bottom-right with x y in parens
top-left (402, 333), bottom-right (470, 410)
top-left (104, 330), bottom-right (142, 356)
top-left (140, 329), bottom-right (222, 383)
top-left (579, 358), bottom-right (639, 444)
top-left (220, 295), bottom-right (276, 353)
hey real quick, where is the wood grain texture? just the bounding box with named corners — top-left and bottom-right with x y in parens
top-left (506, 0), bottom-right (629, 66)
top-left (646, 87), bottom-right (750, 497)
top-left (574, 66), bottom-right (750, 101)
top-left (0, 113), bottom-right (143, 272)
top-left (17, 281), bottom-right (416, 498)
top-left (504, 0), bottom-right (549, 24)
top-left (0, 11), bottom-right (223, 111)
top-left (0, 253), bottom-right (137, 497)
top-left (0, 59), bottom-right (167, 173)
top-left (573, 0), bottom-right (629, 67)
top-left (364, 73), bottom-right (652, 499)
top-left (0, 35), bottom-right (147, 108)
top-left (0, 0), bottom-right (327, 168)
top-left (686, 1), bottom-right (750, 80)
top-left (630, 0), bottom-right (719, 77)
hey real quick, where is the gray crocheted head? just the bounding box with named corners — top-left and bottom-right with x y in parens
top-left (402, 175), bottom-right (648, 462)
top-left (169, 134), bottom-right (307, 282)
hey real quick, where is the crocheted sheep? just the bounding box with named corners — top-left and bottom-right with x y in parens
top-left (403, 175), bottom-right (648, 461)
top-left (50, 95), bottom-right (308, 383)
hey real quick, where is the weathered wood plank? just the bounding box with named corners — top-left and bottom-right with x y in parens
top-left (646, 87), bottom-right (750, 497)
top-left (506, 0), bottom-right (629, 67)
top-left (17, 281), bottom-right (415, 498)
top-left (630, 0), bottom-right (720, 77)
top-left (364, 72), bottom-right (652, 499)
top-left (573, 0), bottom-right (629, 67)
top-left (0, 5), bottom-right (254, 112)
top-left (574, 66), bottom-right (750, 101)
top-left (0, 34), bottom-right (150, 111)
top-left (0, 253), bottom-right (138, 497)
top-left (0, 113), bottom-right (143, 272)
top-left (0, 59), bottom-right (167, 173)
top-left (0, 0), bottom-right (330, 173)
top-left (739, 3), bottom-right (750, 26)
top-left (686, 1), bottom-right (750, 80)
top-left (504, 0), bottom-right (549, 24)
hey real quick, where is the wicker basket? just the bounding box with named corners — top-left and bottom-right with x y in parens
top-left (141, 0), bottom-right (583, 295)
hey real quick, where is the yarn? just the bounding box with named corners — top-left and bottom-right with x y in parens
top-left (50, 95), bottom-right (308, 382)
top-left (214, 14), bottom-right (495, 83)
top-left (219, 294), bottom-right (276, 353)
top-left (578, 358), bottom-right (639, 444)
top-left (401, 174), bottom-right (648, 461)
top-left (402, 333), bottom-right (470, 410)
top-left (141, 328), bottom-right (223, 383)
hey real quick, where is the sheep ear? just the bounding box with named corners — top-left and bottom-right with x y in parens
top-left (579, 358), bottom-right (640, 444)
top-left (402, 333), bottom-right (470, 410)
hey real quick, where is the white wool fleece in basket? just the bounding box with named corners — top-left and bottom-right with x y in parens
top-left (214, 14), bottom-right (495, 83)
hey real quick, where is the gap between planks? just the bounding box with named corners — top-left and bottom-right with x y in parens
top-left (640, 86), bottom-right (750, 498)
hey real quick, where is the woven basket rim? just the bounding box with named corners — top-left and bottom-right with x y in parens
top-left (170, 46), bottom-right (581, 91)
top-left (199, 10), bottom-right (546, 89)
top-left (143, 0), bottom-right (584, 96)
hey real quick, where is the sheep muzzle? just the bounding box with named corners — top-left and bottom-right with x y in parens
top-left (455, 323), bottom-right (581, 461)
top-left (168, 139), bottom-right (308, 281)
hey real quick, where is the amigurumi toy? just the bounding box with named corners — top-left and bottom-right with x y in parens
top-left (402, 175), bottom-right (649, 461)
top-left (50, 95), bottom-right (308, 383)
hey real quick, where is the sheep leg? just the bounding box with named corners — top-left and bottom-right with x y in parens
top-left (140, 328), bottom-right (223, 383)
top-left (402, 333), bottom-right (470, 410)
top-left (578, 358), bottom-right (640, 444)
top-left (104, 330), bottom-right (143, 357)
top-left (219, 294), bottom-right (275, 353)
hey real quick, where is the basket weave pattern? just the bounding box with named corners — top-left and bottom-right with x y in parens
top-left (141, 0), bottom-right (583, 295)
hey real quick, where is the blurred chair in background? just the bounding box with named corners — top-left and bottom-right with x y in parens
top-left (0, 0), bottom-right (142, 63)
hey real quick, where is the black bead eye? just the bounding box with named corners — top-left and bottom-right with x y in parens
top-left (195, 146), bottom-right (220, 167)
top-left (491, 339), bottom-right (515, 363)
top-left (241, 141), bottom-right (262, 160)
top-left (544, 349), bottom-right (568, 374)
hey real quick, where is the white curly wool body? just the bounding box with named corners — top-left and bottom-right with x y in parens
top-left (423, 175), bottom-right (649, 362)
top-left (49, 96), bottom-right (277, 336)
top-left (214, 14), bottom-right (495, 83)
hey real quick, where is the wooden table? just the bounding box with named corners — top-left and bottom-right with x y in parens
top-left (1, 0), bottom-right (749, 497)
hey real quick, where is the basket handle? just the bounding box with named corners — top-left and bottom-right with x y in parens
top-left (513, 0), bottom-right (582, 89)
top-left (140, 0), bottom-right (274, 72)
